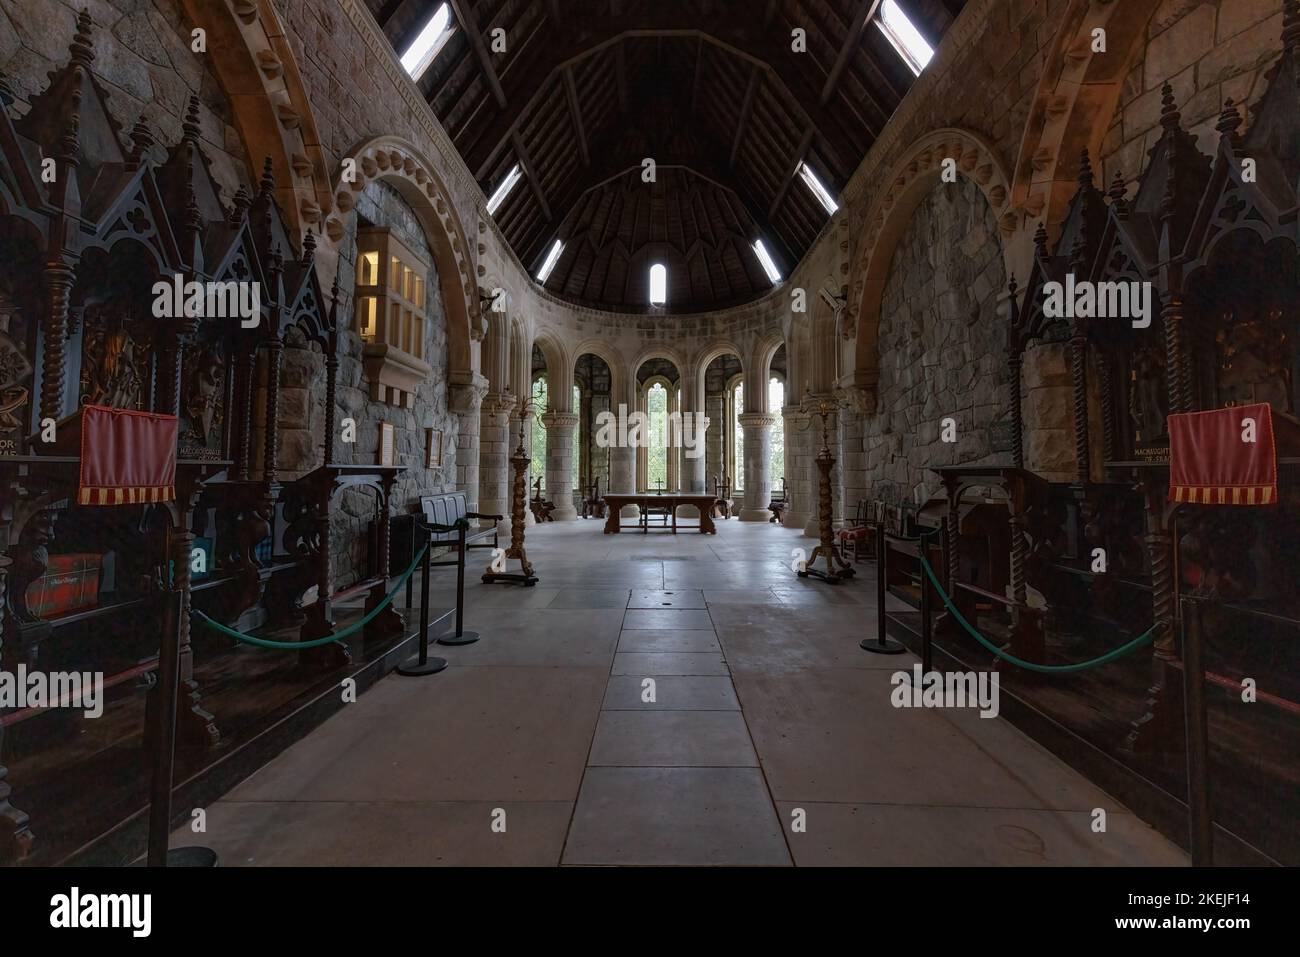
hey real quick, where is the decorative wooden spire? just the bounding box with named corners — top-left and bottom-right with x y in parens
top-left (1159, 82), bottom-right (1182, 133)
top-left (1077, 147), bottom-right (1094, 190)
top-left (1216, 98), bottom-right (1243, 150)
top-left (228, 184), bottom-right (251, 227)
top-left (1159, 85), bottom-right (1182, 223)
top-left (1033, 220), bottom-right (1048, 254)
top-left (127, 119), bottom-right (154, 170)
top-left (1108, 170), bottom-right (1128, 218)
top-left (181, 93), bottom-right (202, 145)
top-left (68, 9), bottom-right (96, 69)
top-left (301, 227), bottom-right (316, 267)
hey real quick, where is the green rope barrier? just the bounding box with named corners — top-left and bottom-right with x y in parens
top-left (192, 543), bottom-right (430, 650)
top-left (917, 555), bottom-right (1158, 674)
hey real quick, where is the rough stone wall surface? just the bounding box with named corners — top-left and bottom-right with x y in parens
top-left (861, 177), bottom-right (1009, 508)
top-left (329, 177), bottom-right (458, 585)
top-left (1101, 0), bottom-right (1287, 192)
top-left (1, 0), bottom-right (250, 201)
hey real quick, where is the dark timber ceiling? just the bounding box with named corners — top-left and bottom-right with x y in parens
top-left (365, 0), bottom-right (965, 312)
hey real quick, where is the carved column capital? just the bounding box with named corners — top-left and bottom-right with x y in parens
top-left (540, 410), bottom-right (580, 432)
top-left (737, 411), bottom-right (777, 430)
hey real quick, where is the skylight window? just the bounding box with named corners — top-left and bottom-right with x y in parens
top-left (649, 263), bottom-right (667, 306)
top-left (486, 164), bottom-right (522, 215)
top-left (875, 0), bottom-right (933, 77)
top-left (798, 162), bottom-right (839, 215)
top-left (536, 239), bottom-right (564, 283)
top-left (400, 3), bottom-right (453, 81)
top-left (752, 239), bottom-right (781, 285)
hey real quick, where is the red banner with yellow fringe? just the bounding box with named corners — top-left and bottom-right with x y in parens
top-left (77, 405), bottom-right (177, 506)
top-left (1168, 402), bottom-right (1277, 506)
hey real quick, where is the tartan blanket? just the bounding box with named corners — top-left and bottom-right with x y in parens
top-left (78, 404), bottom-right (178, 506)
top-left (1168, 402), bottom-right (1277, 505)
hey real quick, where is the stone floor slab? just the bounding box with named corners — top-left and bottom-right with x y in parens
top-left (602, 675), bottom-right (740, 710)
top-left (611, 652), bottom-right (730, 676)
top-left (563, 768), bottom-right (790, 866)
top-left (621, 608), bottom-right (715, 630)
top-left (588, 710), bottom-right (757, 766)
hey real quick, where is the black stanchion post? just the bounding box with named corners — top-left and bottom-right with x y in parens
top-left (1180, 597), bottom-right (1214, 866)
top-left (398, 538), bottom-right (447, 676)
top-left (438, 521), bottom-right (479, 646)
top-left (920, 531), bottom-right (933, 675)
top-left (144, 585), bottom-right (216, 867)
top-left (862, 519), bottom-right (905, 655)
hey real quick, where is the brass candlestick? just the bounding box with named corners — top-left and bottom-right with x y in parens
top-left (483, 393), bottom-right (538, 586)
top-left (798, 391), bottom-right (855, 584)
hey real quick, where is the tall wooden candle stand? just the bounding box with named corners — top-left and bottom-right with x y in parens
top-left (798, 396), bottom-right (855, 585)
top-left (483, 407), bottom-right (538, 586)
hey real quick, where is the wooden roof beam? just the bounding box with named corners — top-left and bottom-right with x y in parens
top-left (448, 0), bottom-right (507, 109)
top-left (768, 125), bottom-right (814, 219)
top-left (512, 130), bottom-right (553, 222)
top-left (821, 0), bottom-right (882, 105)
top-left (731, 65), bottom-right (762, 167)
top-left (562, 66), bottom-right (591, 167)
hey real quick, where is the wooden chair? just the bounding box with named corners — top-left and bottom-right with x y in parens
top-left (767, 477), bottom-right (790, 524)
top-left (530, 476), bottom-right (555, 523)
top-left (837, 499), bottom-right (881, 563)
top-left (581, 477), bottom-right (606, 519)
top-left (642, 479), bottom-right (671, 528)
top-left (711, 474), bottom-right (734, 519)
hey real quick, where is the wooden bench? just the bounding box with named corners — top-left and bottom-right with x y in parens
top-left (419, 491), bottom-right (500, 551)
top-left (710, 474), bottom-right (734, 519)
top-left (581, 477), bottom-right (606, 519)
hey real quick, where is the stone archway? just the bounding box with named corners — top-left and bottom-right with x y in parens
top-left (181, 0), bottom-right (330, 240)
top-left (846, 128), bottom-right (1014, 395)
top-left (323, 136), bottom-right (482, 376)
top-left (1009, 0), bottom-right (1161, 258)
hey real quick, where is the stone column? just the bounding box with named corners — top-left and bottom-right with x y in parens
top-left (781, 404), bottom-right (809, 529)
top-left (479, 392), bottom-right (514, 535)
top-left (738, 411), bottom-right (776, 521)
top-left (450, 371), bottom-right (489, 514)
top-left (541, 410), bottom-right (579, 521)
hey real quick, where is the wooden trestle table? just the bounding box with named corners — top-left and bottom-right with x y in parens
top-left (601, 492), bottom-right (719, 534)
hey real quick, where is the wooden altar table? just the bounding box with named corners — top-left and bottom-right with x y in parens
top-left (601, 492), bottom-right (719, 534)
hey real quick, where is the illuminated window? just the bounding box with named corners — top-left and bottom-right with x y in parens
top-left (486, 164), bottom-right (522, 215)
top-left (355, 226), bottom-right (431, 407)
top-left (649, 263), bottom-right (667, 306)
top-left (400, 3), bottom-right (453, 81)
top-left (536, 239), bottom-right (564, 283)
top-left (798, 162), bottom-right (839, 215)
top-left (729, 378), bottom-right (745, 491)
top-left (752, 239), bottom-right (781, 284)
top-left (875, 0), bottom-right (933, 76)
top-left (769, 376), bottom-right (785, 487)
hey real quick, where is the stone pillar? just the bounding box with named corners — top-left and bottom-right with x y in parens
top-left (781, 404), bottom-right (809, 529)
top-left (541, 410), bottom-right (579, 521)
top-left (479, 392), bottom-right (514, 534)
top-left (738, 411), bottom-right (776, 521)
top-left (450, 371), bottom-right (490, 514)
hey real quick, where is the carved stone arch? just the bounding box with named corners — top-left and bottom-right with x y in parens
top-left (1009, 0), bottom-right (1161, 265)
top-left (847, 128), bottom-right (1014, 391)
top-left (692, 340), bottom-right (745, 411)
top-left (323, 135), bottom-right (482, 375)
top-left (571, 338), bottom-right (629, 409)
top-left (180, 0), bottom-right (330, 239)
top-left (750, 333), bottom-right (787, 414)
top-left (531, 328), bottom-right (572, 411)
top-left (630, 345), bottom-right (689, 402)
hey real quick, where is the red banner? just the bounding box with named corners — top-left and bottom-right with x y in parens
top-left (77, 405), bottom-right (178, 506)
top-left (1168, 403), bottom-right (1277, 506)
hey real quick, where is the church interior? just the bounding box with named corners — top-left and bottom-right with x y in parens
top-left (0, 0), bottom-right (1297, 874)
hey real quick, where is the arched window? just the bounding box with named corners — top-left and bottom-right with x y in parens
top-left (769, 376), bottom-right (785, 487)
top-left (646, 382), bottom-right (669, 489)
top-left (572, 382), bottom-right (582, 492)
top-left (649, 263), bottom-right (667, 306)
top-left (531, 374), bottom-right (548, 492)
top-left (729, 377), bottom-right (744, 491)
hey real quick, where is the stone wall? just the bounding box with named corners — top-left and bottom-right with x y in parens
top-left (862, 177), bottom-right (1009, 507)
top-left (0, 0), bottom-right (249, 200)
top-left (1100, 0), bottom-right (1288, 191)
top-left (330, 177), bottom-right (458, 584)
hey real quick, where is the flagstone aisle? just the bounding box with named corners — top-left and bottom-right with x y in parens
top-left (177, 520), bottom-right (1187, 866)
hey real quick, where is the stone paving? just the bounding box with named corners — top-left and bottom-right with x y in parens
top-left (178, 520), bottom-right (1187, 866)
